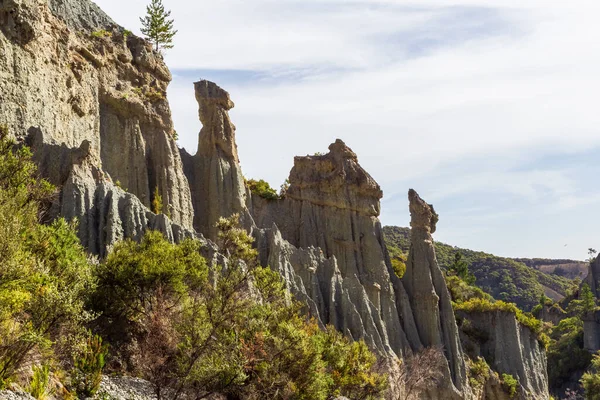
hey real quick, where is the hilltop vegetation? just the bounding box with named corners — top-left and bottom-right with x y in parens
top-left (383, 226), bottom-right (573, 310)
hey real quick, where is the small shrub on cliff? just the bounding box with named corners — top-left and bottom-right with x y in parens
top-left (501, 373), bottom-right (518, 398)
top-left (247, 178), bottom-right (279, 200)
top-left (91, 29), bottom-right (112, 38)
top-left (467, 357), bottom-right (490, 390)
top-left (152, 186), bottom-right (163, 214)
top-left (391, 254), bottom-right (407, 279)
top-left (582, 352), bottom-right (600, 400)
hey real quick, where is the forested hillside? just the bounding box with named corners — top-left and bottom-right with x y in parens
top-left (383, 226), bottom-right (575, 310)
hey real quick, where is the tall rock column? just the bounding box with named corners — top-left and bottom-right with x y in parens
top-left (403, 189), bottom-right (468, 394)
top-left (184, 80), bottom-right (250, 240)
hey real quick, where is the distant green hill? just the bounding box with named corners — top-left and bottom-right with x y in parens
top-left (383, 226), bottom-right (574, 311)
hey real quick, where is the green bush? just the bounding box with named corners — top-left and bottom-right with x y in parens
top-left (91, 29), bottom-right (112, 38)
top-left (0, 133), bottom-right (94, 387)
top-left (391, 254), bottom-right (407, 279)
top-left (547, 317), bottom-right (592, 389)
top-left (246, 179), bottom-right (279, 200)
top-left (582, 352), bottom-right (600, 400)
top-left (468, 357), bottom-right (490, 390)
top-left (72, 333), bottom-right (108, 397)
top-left (446, 275), bottom-right (492, 304)
top-left (501, 373), bottom-right (518, 398)
top-left (27, 364), bottom-right (51, 400)
top-left (152, 186), bottom-right (163, 214)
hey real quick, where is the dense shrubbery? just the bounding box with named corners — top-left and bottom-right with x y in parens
top-left (246, 178), bottom-right (279, 200)
top-left (93, 215), bottom-right (387, 399)
top-left (581, 352), bottom-right (600, 400)
top-left (547, 317), bottom-right (591, 389)
top-left (0, 131), bottom-right (95, 391)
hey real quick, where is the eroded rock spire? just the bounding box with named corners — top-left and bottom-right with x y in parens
top-left (182, 80), bottom-right (250, 240)
top-left (403, 189), bottom-right (468, 394)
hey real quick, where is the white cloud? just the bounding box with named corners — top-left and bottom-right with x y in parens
top-left (94, 0), bottom-right (600, 259)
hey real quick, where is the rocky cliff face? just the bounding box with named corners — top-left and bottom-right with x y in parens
top-left (180, 81), bottom-right (251, 240)
top-left (457, 310), bottom-right (550, 399)
top-left (248, 142), bottom-right (471, 397)
top-left (0, 0), bottom-right (194, 245)
top-left (583, 256), bottom-right (600, 352)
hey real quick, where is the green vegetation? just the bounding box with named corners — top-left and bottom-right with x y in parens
top-left (247, 178), bottom-right (279, 200)
top-left (501, 373), bottom-right (518, 398)
top-left (72, 333), bottom-right (108, 397)
top-left (446, 275), bottom-right (492, 304)
top-left (92, 215), bottom-right (387, 399)
top-left (28, 365), bottom-right (51, 400)
top-left (547, 317), bottom-right (592, 388)
top-left (582, 352), bottom-right (600, 400)
top-left (152, 186), bottom-right (163, 214)
top-left (454, 298), bottom-right (549, 349)
top-left (91, 29), bottom-right (112, 38)
top-left (0, 131), bottom-right (94, 389)
top-left (467, 357), bottom-right (490, 390)
top-left (390, 254), bottom-right (407, 279)
top-left (383, 226), bottom-right (571, 310)
top-left (448, 252), bottom-right (475, 285)
top-left (140, 0), bottom-right (178, 53)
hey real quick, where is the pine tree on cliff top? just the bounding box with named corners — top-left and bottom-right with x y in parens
top-left (140, 0), bottom-right (177, 53)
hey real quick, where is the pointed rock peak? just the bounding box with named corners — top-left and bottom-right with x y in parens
top-left (194, 80), bottom-right (234, 110)
top-left (409, 189), bottom-right (438, 234)
top-left (328, 139), bottom-right (358, 162)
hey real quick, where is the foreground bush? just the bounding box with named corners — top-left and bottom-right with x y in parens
top-left (94, 214), bottom-right (387, 399)
top-left (0, 131), bottom-right (94, 388)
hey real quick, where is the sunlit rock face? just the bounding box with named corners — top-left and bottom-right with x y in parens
top-left (0, 0), bottom-right (194, 253)
top-left (180, 80), bottom-right (251, 241)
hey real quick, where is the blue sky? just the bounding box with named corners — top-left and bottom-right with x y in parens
top-left (94, 0), bottom-right (600, 260)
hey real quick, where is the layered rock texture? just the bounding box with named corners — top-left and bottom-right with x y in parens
top-left (403, 190), bottom-right (468, 396)
top-left (583, 256), bottom-right (600, 352)
top-left (457, 310), bottom-right (550, 399)
top-left (180, 81), bottom-right (251, 240)
top-left (0, 0), bottom-right (194, 247)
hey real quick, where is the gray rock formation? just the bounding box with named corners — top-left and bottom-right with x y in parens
top-left (0, 0), bottom-right (194, 234)
top-left (457, 310), bottom-right (550, 399)
top-left (48, 0), bottom-right (116, 32)
top-left (250, 141), bottom-right (421, 358)
top-left (403, 189), bottom-right (468, 396)
top-left (583, 310), bottom-right (600, 352)
top-left (180, 81), bottom-right (251, 240)
top-left (585, 255), bottom-right (600, 299)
